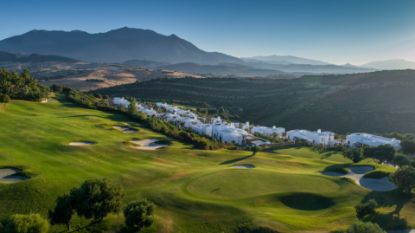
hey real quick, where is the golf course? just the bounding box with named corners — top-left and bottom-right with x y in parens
top-left (0, 99), bottom-right (413, 233)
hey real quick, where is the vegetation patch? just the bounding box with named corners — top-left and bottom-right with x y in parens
top-left (279, 193), bottom-right (335, 211)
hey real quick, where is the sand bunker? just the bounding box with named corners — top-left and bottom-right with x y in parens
top-left (0, 168), bottom-right (29, 183)
top-left (360, 177), bottom-right (397, 192)
top-left (323, 165), bottom-right (396, 192)
top-left (113, 126), bottom-right (137, 133)
top-left (69, 141), bottom-right (95, 146)
top-left (231, 164), bottom-right (255, 169)
top-left (130, 139), bottom-right (167, 150)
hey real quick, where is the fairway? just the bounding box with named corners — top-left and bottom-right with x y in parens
top-left (0, 99), bottom-right (413, 233)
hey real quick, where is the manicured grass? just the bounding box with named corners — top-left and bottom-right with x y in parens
top-left (0, 100), bottom-right (413, 232)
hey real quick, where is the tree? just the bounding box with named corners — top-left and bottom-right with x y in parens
top-left (401, 140), bottom-right (415, 155)
top-left (355, 199), bottom-right (378, 219)
top-left (393, 154), bottom-right (411, 167)
top-left (48, 194), bottom-right (73, 230)
top-left (70, 179), bottom-right (124, 222)
top-left (0, 93), bottom-right (10, 103)
top-left (364, 145), bottom-right (395, 163)
top-left (344, 148), bottom-right (363, 163)
top-left (251, 146), bottom-right (258, 156)
top-left (123, 200), bottom-right (154, 232)
top-left (128, 98), bottom-right (138, 115)
top-left (346, 221), bottom-right (385, 233)
top-left (2, 213), bottom-right (49, 233)
top-left (390, 166), bottom-right (415, 193)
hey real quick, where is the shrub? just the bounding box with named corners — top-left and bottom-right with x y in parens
top-left (0, 93), bottom-right (10, 103)
top-left (355, 199), bottom-right (378, 219)
top-left (2, 213), bottom-right (49, 233)
top-left (401, 140), bottom-right (415, 155)
top-left (346, 221), bottom-right (385, 233)
top-left (123, 200), bottom-right (154, 232)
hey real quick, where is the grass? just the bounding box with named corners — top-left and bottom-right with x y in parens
top-left (0, 99), bottom-right (413, 232)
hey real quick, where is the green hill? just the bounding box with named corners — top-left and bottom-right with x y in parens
top-left (96, 70), bottom-right (415, 134)
top-left (1, 99), bottom-right (411, 232)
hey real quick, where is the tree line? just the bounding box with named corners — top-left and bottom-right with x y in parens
top-left (0, 179), bottom-right (154, 233)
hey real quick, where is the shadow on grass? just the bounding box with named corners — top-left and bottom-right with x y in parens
top-left (220, 154), bottom-right (254, 165)
top-left (280, 192), bottom-right (335, 211)
top-left (235, 226), bottom-right (280, 233)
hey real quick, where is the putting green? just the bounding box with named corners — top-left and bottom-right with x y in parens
top-left (186, 169), bottom-right (341, 200)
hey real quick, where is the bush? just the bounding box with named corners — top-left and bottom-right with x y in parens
top-left (0, 93), bottom-right (10, 103)
top-left (390, 166), bottom-right (415, 193)
top-left (344, 148), bottom-right (363, 163)
top-left (355, 199), bottom-right (378, 219)
top-left (346, 221), bottom-right (385, 233)
top-left (2, 213), bottom-right (49, 233)
top-left (364, 145), bottom-right (395, 163)
top-left (123, 200), bottom-right (154, 232)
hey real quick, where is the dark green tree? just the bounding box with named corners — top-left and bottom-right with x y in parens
top-left (364, 145), bottom-right (395, 163)
top-left (344, 148), bottom-right (363, 163)
top-left (70, 179), bottom-right (124, 222)
top-left (401, 140), bottom-right (415, 155)
top-left (123, 200), bottom-right (154, 232)
top-left (390, 166), bottom-right (415, 193)
top-left (48, 194), bottom-right (73, 230)
top-left (393, 154), bottom-right (411, 167)
top-left (355, 199), bottom-right (378, 219)
top-left (128, 98), bottom-right (138, 115)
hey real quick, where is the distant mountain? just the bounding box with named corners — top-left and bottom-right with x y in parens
top-left (242, 55), bottom-right (330, 65)
top-left (0, 51), bottom-right (77, 63)
top-left (0, 27), bottom-right (241, 64)
top-left (157, 62), bottom-right (291, 78)
top-left (362, 59), bottom-right (415, 70)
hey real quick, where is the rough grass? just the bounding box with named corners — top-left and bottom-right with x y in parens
top-left (0, 99), bottom-right (413, 232)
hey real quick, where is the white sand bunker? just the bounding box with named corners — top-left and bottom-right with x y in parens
top-left (323, 166), bottom-right (396, 192)
top-left (113, 126), bottom-right (137, 133)
top-left (130, 139), bottom-right (167, 151)
top-left (69, 141), bottom-right (95, 147)
top-left (231, 164), bottom-right (255, 169)
top-left (0, 168), bottom-right (29, 183)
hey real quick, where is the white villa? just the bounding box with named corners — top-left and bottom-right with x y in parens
top-left (251, 125), bottom-right (285, 138)
top-left (346, 133), bottom-right (401, 149)
top-left (112, 97), bottom-right (130, 108)
top-left (287, 129), bottom-right (336, 146)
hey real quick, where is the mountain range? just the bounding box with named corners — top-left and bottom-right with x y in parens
top-left (0, 27), bottom-right (240, 64)
top-left (0, 27), bottom-right (412, 76)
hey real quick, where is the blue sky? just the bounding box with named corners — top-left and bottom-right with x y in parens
top-left (1, 0), bottom-right (414, 64)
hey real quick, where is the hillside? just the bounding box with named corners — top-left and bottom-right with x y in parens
top-left (362, 59), bottom-right (415, 70)
top-left (96, 70), bottom-right (415, 134)
top-left (0, 27), bottom-right (241, 64)
top-left (242, 55), bottom-right (330, 65)
top-left (0, 51), bottom-right (77, 63)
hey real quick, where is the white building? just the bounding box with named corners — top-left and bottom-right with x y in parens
top-left (287, 129), bottom-right (336, 146)
top-left (112, 97), bottom-right (130, 108)
top-left (251, 126), bottom-right (285, 137)
top-left (212, 123), bottom-right (249, 145)
top-left (346, 133), bottom-right (401, 149)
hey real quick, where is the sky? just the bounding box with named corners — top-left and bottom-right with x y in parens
top-left (0, 0), bottom-right (414, 65)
